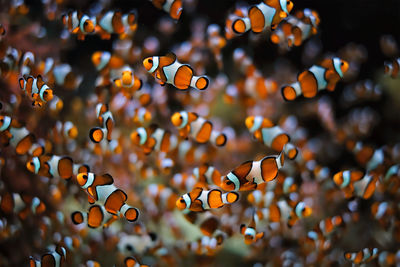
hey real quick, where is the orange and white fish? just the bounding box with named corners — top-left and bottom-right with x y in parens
top-left (221, 152), bottom-right (284, 191)
top-left (245, 115), bottom-right (298, 159)
top-left (260, 200), bottom-right (312, 226)
top-left (207, 24), bottom-right (226, 70)
top-left (333, 170), bottom-right (378, 199)
top-left (97, 10), bottom-right (138, 40)
top-left (232, 0), bottom-right (294, 34)
top-left (0, 116), bottom-right (45, 156)
top-left (113, 67), bottom-right (143, 96)
top-left (76, 172), bottom-right (139, 222)
top-left (50, 121), bottom-right (78, 145)
top-left (0, 192), bottom-right (46, 219)
top-left (39, 58), bottom-right (83, 90)
top-left (240, 212), bottom-right (264, 245)
top-left (171, 111), bottom-right (227, 146)
top-left (344, 248), bottom-right (379, 264)
top-left (193, 164), bottom-right (222, 187)
top-left (183, 211), bottom-right (220, 236)
top-left (89, 103), bottom-right (114, 143)
top-left (146, 183), bottom-right (178, 212)
top-left (281, 57), bottom-right (349, 101)
top-left (71, 204), bottom-right (117, 228)
top-left (271, 9), bottom-right (320, 48)
top-left (92, 51), bottom-right (124, 72)
top-left (29, 246), bottom-right (66, 267)
top-left (19, 75), bottom-right (53, 107)
top-left (149, 0), bottom-right (183, 20)
top-left (62, 11), bottom-right (96, 40)
top-left (143, 52), bottom-right (209, 90)
top-left (176, 187), bottom-right (239, 212)
top-left (225, 6), bottom-right (249, 39)
top-left (384, 58), bottom-right (400, 78)
top-left (130, 125), bottom-right (178, 154)
top-left (124, 256), bottom-right (149, 267)
top-left (26, 154), bottom-right (90, 180)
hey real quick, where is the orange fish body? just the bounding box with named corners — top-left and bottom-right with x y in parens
top-left (282, 57), bottom-right (349, 101)
top-left (384, 58), bottom-right (400, 78)
top-left (171, 111), bottom-right (227, 146)
top-left (19, 75), bottom-right (53, 107)
top-left (62, 11), bottom-right (96, 40)
top-left (71, 204), bottom-right (118, 228)
top-left (77, 172), bottom-right (139, 222)
top-left (221, 152), bottom-right (284, 191)
top-left (176, 187), bottom-right (239, 212)
top-left (150, 0), bottom-right (183, 20)
top-left (97, 11), bottom-right (138, 40)
top-left (143, 53), bottom-right (209, 90)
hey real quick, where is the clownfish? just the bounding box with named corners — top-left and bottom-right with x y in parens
top-left (0, 115), bottom-right (37, 155)
top-left (146, 184), bottom-right (178, 211)
top-left (113, 67), bottom-right (143, 96)
top-left (132, 107), bottom-right (152, 125)
top-left (71, 204), bottom-right (118, 228)
top-left (187, 230), bottom-right (227, 256)
top-left (193, 164), bottom-right (222, 187)
top-left (50, 121), bottom-right (78, 144)
top-left (171, 173), bottom-right (197, 191)
top-left (76, 172), bottom-right (139, 222)
top-left (26, 154), bottom-right (90, 180)
top-left (89, 103), bottom-right (114, 143)
top-left (383, 164), bottom-right (400, 194)
top-left (333, 170), bottom-right (378, 199)
top-left (130, 125), bottom-right (178, 154)
top-left (207, 24), bottom-right (226, 70)
top-left (384, 58), bottom-right (400, 78)
top-left (176, 187), bottom-right (239, 212)
top-left (225, 6), bottom-right (249, 39)
top-left (183, 211), bottom-right (220, 236)
top-left (245, 115), bottom-right (298, 159)
top-left (143, 52), bottom-right (209, 91)
top-left (171, 111), bottom-right (227, 147)
top-left (240, 212), bottom-right (264, 245)
top-left (124, 256), bottom-right (149, 267)
top-left (221, 152), bottom-right (285, 191)
top-left (344, 248), bottom-right (379, 264)
top-left (0, 192), bottom-right (46, 219)
top-left (45, 63), bottom-right (83, 90)
top-left (92, 51), bottom-right (124, 72)
top-left (271, 9), bottom-right (320, 48)
top-left (19, 75), bottom-right (54, 107)
top-left (177, 140), bottom-right (216, 164)
top-left (260, 200), bottom-right (312, 227)
top-left (149, 0), bottom-right (183, 20)
top-left (232, 0), bottom-right (294, 34)
top-left (29, 245), bottom-right (66, 267)
top-left (97, 10), bottom-right (138, 40)
top-left (281, 57), bottom-right (349, 101)
top-left (62, 11), bottom-right (96, 40)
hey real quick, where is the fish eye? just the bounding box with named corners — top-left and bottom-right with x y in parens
top-left (179, 116), bottom-right (183, 120)
top-left (84, 21), bottom-right (88, 26)
top-left (43, 91), bottom-right (48, 95)
top-left (30, 162), bottom-right (34, 166)
top-left (341, 62), bottom-right (344, 66)
top-left (0, 119), bottom-right (3, 123)
top-left (148, 59), bottom-right (153, 64)
top-left (226, 181), bottom-right (233, 185)
top-left (125, 244), bottom-right (133, 251)
top-left (180, 199), bottom-right (185, 203)
top-left (287, 0), bottom-right (290, 4)
top-left (82, 174), bottom-right (88, 180)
